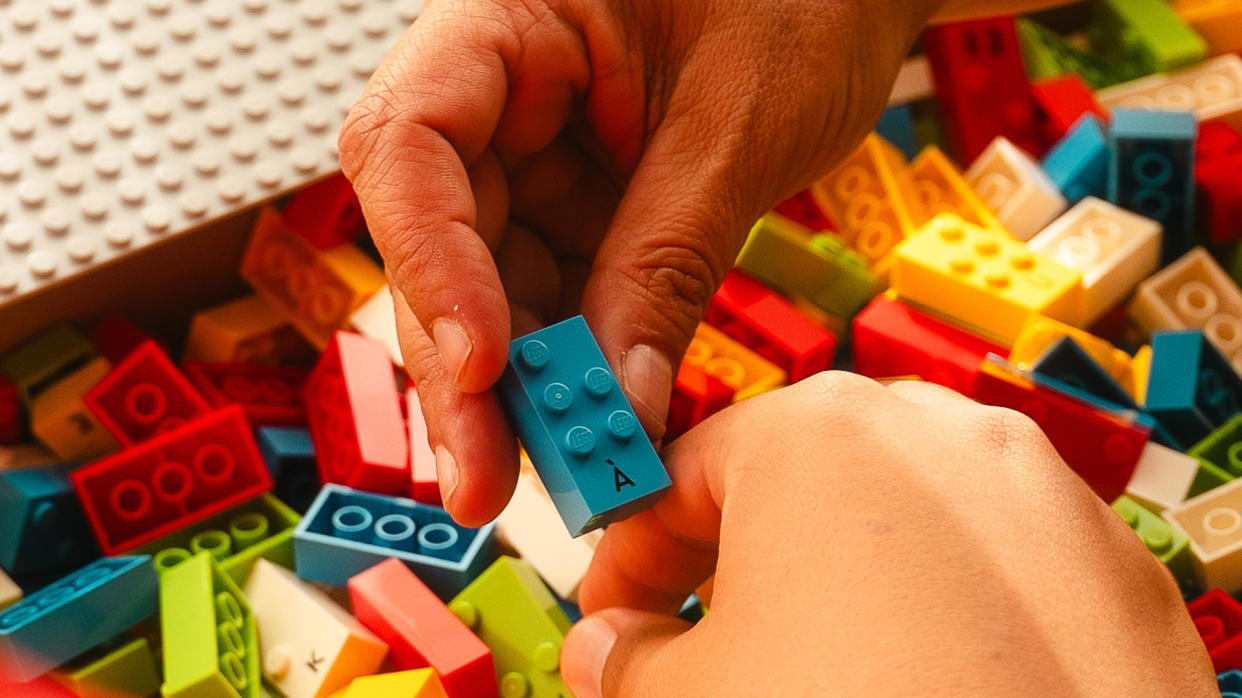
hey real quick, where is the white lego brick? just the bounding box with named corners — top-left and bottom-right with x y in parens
top-left (888, 55), bottom-right (934, 106)
top-left (0, 567), bottom-right (20, 611)
top-left (1097, 54), bottom-right (1242, 130)
top-left (1165, 476), bottom-right (1242, 593)
top-left (1129, 247), bottom-right (1242, 373)
top-left (965, 137), bottom-right (1068, 241)
top-left (496, 471), bottom-right (601, 601)
top-left (1125, 442), bottom-right (1199, 513)
top-left (349, 285), bottom-right (403, 368)
top-left (243, 559), bottom-right (388, 698)
top-left (0, 0), bottom-right (421, 306)
top-left (1027, 197), bottom-right (1161, 325)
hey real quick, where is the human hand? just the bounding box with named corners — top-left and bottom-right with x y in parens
top-left (561, 374), bottom-right (1215, 696)
top-left (339, 0), bottom-right (941, 525)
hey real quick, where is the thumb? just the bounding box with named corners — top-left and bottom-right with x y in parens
top-left (562, 608), bottom-right (697, 698)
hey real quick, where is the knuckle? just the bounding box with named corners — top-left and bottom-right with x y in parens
top-left (620, 238), bottom-right (720, 344)
top-left (798, 371), bottom-right (878, 421)
top-left (338, 89), bottom-right (403, 183)
top-left (969, 406), bottom-right (1050, 456)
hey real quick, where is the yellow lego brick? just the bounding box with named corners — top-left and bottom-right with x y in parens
top-left (683, 323), bottom-right (786, 401)
top-left (1008, 314), bottom-right (1139, 399)
top-left (52, 636), bottom-right (160, 698)
top-left (0, 566), bottom-right (19, 610)
top-left (893, 214), bottom-right (1086, 343)
top-left (910, 146), bottom-right (1005, 232)
top-left (183, 293), bottom-right (305, 365)
top-left (809, 134), bottom-right (923, 266)
top-left (241, 208), bottom-right (387, 350)
top-left (1174, 0), bottom-right (1242, 56)
top-left (339, 670), bottom-right (448, 698)
top-left (1131, 345), bottom-right (1153, 406)
top-left (30, 356), bottom-right (119, 461)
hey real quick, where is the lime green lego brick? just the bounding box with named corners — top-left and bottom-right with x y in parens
top-left (1187, 415), bottom-right (1242, 497)
top-left (0, 324), bottom-right (95, 408)
top-left (1089, 0), bottom-right (1208, 78)
top-left (1189, 457), bottom-right (1235, 498)
top-left (450, 556), bottom-right (571, 698)
top-left (52, 636), bottom-right (160, 698)
top-left (138, 494), bottom-right (299, 586)
top-left (1112, 495), bottom-right (1194, 585)
top-left (160, 552), bottom-right (260, 698)
top-left (735, 216), bottom-right (878, 321)
top-left (1016, 19), bottom-right (1131, 89)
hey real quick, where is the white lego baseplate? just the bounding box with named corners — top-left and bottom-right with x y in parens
top-left (0, 0), bottom-right (420, 306)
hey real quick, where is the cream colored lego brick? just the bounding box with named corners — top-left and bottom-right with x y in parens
top-left (1128, 247), bottom-right (1242, 372)
top-left (496, 472), bottom-right (600, 601)
top-left (1165, 476), bottom-right (1242, 593)
top-left (889, 55), bottom-right (935, 105)
top-left (0, 567), bottom-right (20, 610)
top-left (966, 137), bottom-right (1068, 241)
top-left (243, 560), bottom-right (388, 698)
top-left (349, 286), bottom-right (403, 368)
top-left (1097, 54), bottom-right (1242, 130)
top-left (1027, 197), bottom-right (1162, 325)
top-left (1126, 442), bottom-right (1199, 513)
top-left (183, 293), bottom-right (300, 364)
top-left (30, 356), bottom-right (119, 461)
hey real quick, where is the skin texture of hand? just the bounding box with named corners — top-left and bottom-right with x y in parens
top-left (340, 0), bottom-right (944, 526)
top-left (560, 374), bottom-right (1216, 697)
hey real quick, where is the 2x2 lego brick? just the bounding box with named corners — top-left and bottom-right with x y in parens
top-left (84, 341), bottom-right (211, 447)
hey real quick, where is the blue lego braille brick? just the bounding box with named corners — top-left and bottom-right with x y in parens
top-left (1042, 114), bottom-right (1110, 206)
top-left (1030, 336), bottom-right (1137, 409)
top-left (293, 484), bottom-right (496, 599)
top-left (497, 316), bottom-right (673, 537)
top-left (1107, 109), bottom-right (1197, 265)
top-left (876, 106), bottom-right (919, 160)
top-left (255, 426), bottom-right (321, 513)
top-left (0, 555), bottom-right (157, 682)
top-left (0, 462), bottom-right (99, 578)
top-left (1221, 669), bottom-right (1242, 697)
top-left (1145, 330), bottom-right (1242, 450)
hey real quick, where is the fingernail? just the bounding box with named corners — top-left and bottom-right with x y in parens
top-left (565, 617), bottom-right (617, 698)
top-left (435, 445), bottom-right (459, 509)
top-left (432, 319), bottom-right (472, 384)
top-left (622, 344), bottom-right (673, 431)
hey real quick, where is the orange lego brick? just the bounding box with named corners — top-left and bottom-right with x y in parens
top-left (682, 323), bottom-right (786, 402)
top-left (1173, 0), bottom-right (1242, 57)
top-left (1009, 314), bottom-right (1142, 401)
top-left (30, 357), bottom-right (119, 461)
top-left (909, 146), bottom-right (1004, 232)
top-left (183, 293), bottom-right (306, 365)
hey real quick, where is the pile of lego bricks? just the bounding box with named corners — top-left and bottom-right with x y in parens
top-left (8, 1), bottom-right (1242, 696)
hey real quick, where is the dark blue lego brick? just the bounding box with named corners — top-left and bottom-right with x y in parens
top-left (1042, 113), bottom-right (1109, 205)
top-left (0, 462), bottom-right (99, 577)
top-left (1221, 669), bottom-right (1242, 697)
top-left (1145, 330), bottom-right (1242, 450)
top-left (0, 555), bottom-right (157, 682)
top-left (255, 426), bottom-right (320, 513)
top-left (876, 105), bottom-right (918, 160)
top-left (1107, 108), bottom-right (1197, 265)
top-left (497, 316), bottom-right (672, 536)
top-left (293, 484), bottom-right (496, 599)
top-left (1030, 336), bottom-right (1136, 409)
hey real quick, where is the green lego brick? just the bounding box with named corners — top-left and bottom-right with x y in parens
top-left (1189, 457), bottom-right (1235, 498)
top-left (1112, 495), bottom-right (1194, 586)
top-left (450, 556), bottom-right (571, 698)
top-left (1187, 415), bottom-right (1242, 497)
top-left (735, 216), bottom-right (878, 322)
top-left (140, 494), bottom-right (299, 586)
top-left (0, 324), bottom-right (95, 409)
top-left (1015, 19), bottom-right (1130, 89)
top-left (52, 636), bottom-right (160, 698)
top-left (1089, 0), bottom-right (1207, 79)
top-left (160, 552), bottom-right (260, 698)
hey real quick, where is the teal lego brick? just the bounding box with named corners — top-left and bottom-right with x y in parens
top-left (255, 426), bottom-right (320, 513)
top-left (1108, 109), bottom-right (1197, 265)
top-left (0, 556), bottom-right (157, 682)
top-left (1089, 0), bottom-right (1207, 79)
top-left (497, 316), bottom-right (673, 537)
top-left (1042, 114), bottom-right (1110, 206)
top-left (877, 106), bottom-right (918, 160)
top-left (1222, 669), bottom-right (1242, 697)
top-left (1145, 331), bottom-right (1242, 450)
top-left (0, 462), bottom-right (99, 577)
top-left (1031, 336), bottom-right (1136, 410)
top-left (293, 484), bottom-right (496, 598)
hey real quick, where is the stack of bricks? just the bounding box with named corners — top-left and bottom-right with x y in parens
top-left (5, 1), bottom-right (1242, 696)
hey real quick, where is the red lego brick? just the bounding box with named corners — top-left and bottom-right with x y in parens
top-left (84, 341), bottom-right (210, 446)
top-left (1198, 157), bottom-right (1242, 245)
top-left (771, 190), bottom-right (836, 232)
top-left (706, 270), bottom-right (838, 382)
top-left (1198, 122), bottom-right (1242, 162)
top-left (304, 332), bottom-right (409, 495)
top-left (406, 387), bottom-right (440, 505)
top-left (87, 315), bottom-right (155, 364)
top-left (1030, 74), bottom-right (1106, 144)
top-left (70, 405), bottom-right (273, 554)
top-left (348, 558), bottom-right (498, 698)
top-left (0, 374), bottom-right (19, 446)
top-left (972, 360), bottom-right (1148, 502)
top-left (851, 294), bottom-right (1006, 397)
top-left (666, 361), bottom-right (734, 442)
top-left (182, 362), bottom-right (308, 427)
top-left (1189, 588), bottom-right (1242, 673)
top-left (923, 16), bottom-right (1045, 162)
top-left (283, 173), bottom-right (365, 249)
